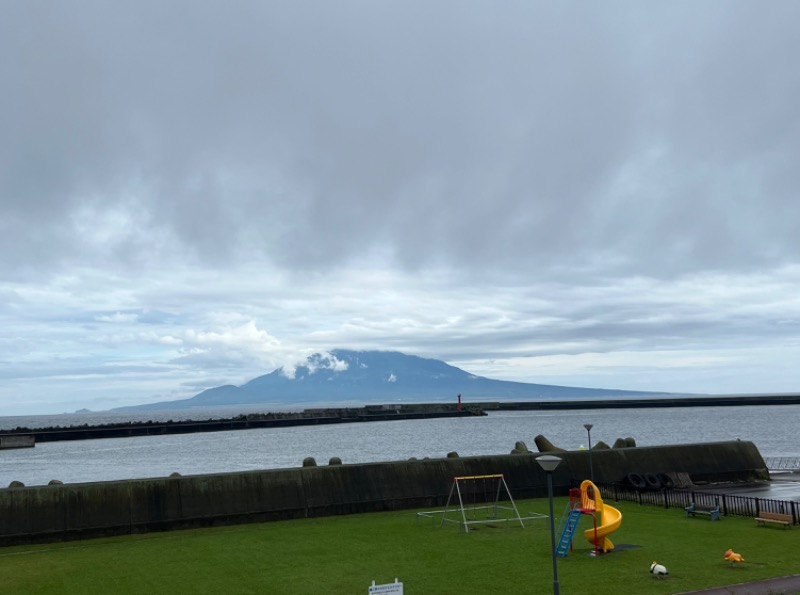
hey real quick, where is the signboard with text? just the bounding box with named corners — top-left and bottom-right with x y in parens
top-left (369, 578), bottom-right (403, 594)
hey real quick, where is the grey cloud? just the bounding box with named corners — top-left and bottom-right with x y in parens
top-left (3, 2), bottom-right (799, 281)
top-left (3, 2), bottom-right (800, 412)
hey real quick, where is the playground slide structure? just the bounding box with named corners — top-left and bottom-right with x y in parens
top-left (580, 480), bottom-right (622, 553)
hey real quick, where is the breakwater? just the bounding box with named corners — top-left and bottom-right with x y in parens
top-left (487, 394), bottom-right (800, 410)
top-left (3, 395), bottom-right (798, 444)
top-left (2, 404), bottom-right (483, 444)
top-left (0, 439), bottom-right (767, 547)
top-left (0, 435), bottom-right (34, 449)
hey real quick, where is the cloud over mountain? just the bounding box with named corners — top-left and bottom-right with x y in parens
top-left (118, 350), bottom-right (670, 411)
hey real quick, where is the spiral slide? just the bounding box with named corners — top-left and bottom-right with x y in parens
top-left (580, 480), bottom-right (622, 553)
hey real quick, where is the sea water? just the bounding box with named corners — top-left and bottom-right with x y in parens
top-left (0, 404), bottom-right (797, 489)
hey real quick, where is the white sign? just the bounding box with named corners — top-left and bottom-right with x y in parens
top-left (369, 578), bottom-right (403, 594)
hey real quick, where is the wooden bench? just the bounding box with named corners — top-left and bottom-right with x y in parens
top-left (755, 511), bottom-right (792, 529)
top-left (685, 502), bottom-right (720, 521)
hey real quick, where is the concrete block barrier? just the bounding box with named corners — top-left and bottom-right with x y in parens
top-left (0, 440), bottom-right (766, 546)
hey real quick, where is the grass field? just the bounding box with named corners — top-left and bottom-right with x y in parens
top-left (1, 497), bottom-right (797, 594)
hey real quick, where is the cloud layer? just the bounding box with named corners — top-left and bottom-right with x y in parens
top-left (2, 2), bottom-right (800, 414)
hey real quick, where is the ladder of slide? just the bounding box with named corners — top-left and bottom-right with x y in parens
top-left (556, 509), bottom-right (583, 557)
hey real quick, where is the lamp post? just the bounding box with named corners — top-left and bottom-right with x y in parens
top-left (537, 455), bottom-right (562, 595)
top-left (584, 423), bottom-right (594, 482)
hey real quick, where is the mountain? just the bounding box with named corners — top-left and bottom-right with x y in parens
top-left (115, 349), bottom-right (670, 411)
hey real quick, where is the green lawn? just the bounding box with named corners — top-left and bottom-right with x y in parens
top-left (1, 498), bottom-right (797, 594)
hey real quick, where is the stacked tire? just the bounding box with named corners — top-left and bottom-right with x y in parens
top-left (627, 472), bottom-right (646, 489)
top-left (627, 472), bottom-right (674, 489)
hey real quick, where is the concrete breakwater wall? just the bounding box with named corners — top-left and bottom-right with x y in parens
top-left (0, 435), bottom-right (35, 449)
top-left (485, 394), bottom-right (800, 410)
top-left (0, 440), bottom-right (767, 547)
top-left (3, 405), bottom-right (482, 443)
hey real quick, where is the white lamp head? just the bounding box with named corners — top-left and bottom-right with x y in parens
top-left (536, 455), bottom-right (562, 472)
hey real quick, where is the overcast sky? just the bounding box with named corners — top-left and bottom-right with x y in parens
top-left (2, 1), bottom-right (799, 415)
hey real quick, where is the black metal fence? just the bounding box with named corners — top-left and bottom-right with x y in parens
top-left (594, 482), bottom-right (799, 525)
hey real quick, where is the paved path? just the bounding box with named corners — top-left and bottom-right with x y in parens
top-left (676, 574), bottom-right (800, 594)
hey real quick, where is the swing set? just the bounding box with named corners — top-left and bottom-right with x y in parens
top-left (416, 474), bottom-right (547, 532)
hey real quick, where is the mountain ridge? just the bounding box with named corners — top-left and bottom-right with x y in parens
top-left (114, 349), bottom-right (672, 411)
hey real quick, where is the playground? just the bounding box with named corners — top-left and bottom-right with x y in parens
top-left (415, 474), bottom-right (625, 559)
top-left (1, 475), bottom-right (798, 594)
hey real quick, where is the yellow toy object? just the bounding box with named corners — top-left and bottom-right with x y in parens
top-left (579, 480), bottom-right (622, 553)
top-left (724, 549), bottom-right (745, 564)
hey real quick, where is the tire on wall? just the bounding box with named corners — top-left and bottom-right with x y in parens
top-left (657, 472), bottom-right (675, 489)
top-left (627, 472), bottom-right (646, 489)
top-left (644, 472), bottom-right (662, 489)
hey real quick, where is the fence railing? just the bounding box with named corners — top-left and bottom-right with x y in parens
top-left (764, 456), bottom-right (800, 471)
top-left (593, 482), bottom-right (799, 525)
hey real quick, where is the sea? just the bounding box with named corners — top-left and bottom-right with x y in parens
top-left (1, 404), bottom-right (799, 500)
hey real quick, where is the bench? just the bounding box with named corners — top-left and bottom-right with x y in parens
top-left (755, 511), bottom-right (793, 529)
top-left (685, 502), bottom-right (720, 521)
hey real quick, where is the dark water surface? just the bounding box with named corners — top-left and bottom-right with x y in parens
top-left (1, 405), bottom-right (798, 495)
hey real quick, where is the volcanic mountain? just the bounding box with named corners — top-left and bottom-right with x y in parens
top-left (118, 349), bottom-right (668, 411)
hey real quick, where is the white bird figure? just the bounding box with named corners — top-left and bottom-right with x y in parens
top-left (650, 561), bottom-right (669, 578)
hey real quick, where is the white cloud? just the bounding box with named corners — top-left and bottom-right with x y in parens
top-left (94, 312), bottom-right (140, 323)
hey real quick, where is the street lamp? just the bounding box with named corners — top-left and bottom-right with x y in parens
top-left (583, 423), bottom-right (594, 482)
top-left (537, 455), bottom-right (562, 595)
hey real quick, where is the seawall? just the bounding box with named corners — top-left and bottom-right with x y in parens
top-left (4, 396), bottom-right (799, 443)
top-left (0, 435), bottom-right (34, 449)
top-left (4, 405), bottom-right (482, 443)
top-left (486, 394), bottom-right (800, 410)
top-left (0, 440), bottom-right (767, 547)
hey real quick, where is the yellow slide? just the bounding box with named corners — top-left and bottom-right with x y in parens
top-left (580, 480), bottom-right (622, 553)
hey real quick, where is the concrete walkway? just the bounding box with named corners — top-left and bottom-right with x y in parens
top-left (676, 574), bottom-right (800, 594)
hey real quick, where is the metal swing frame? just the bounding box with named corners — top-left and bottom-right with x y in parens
top-left (416, 473), bottom-right (546, 532)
